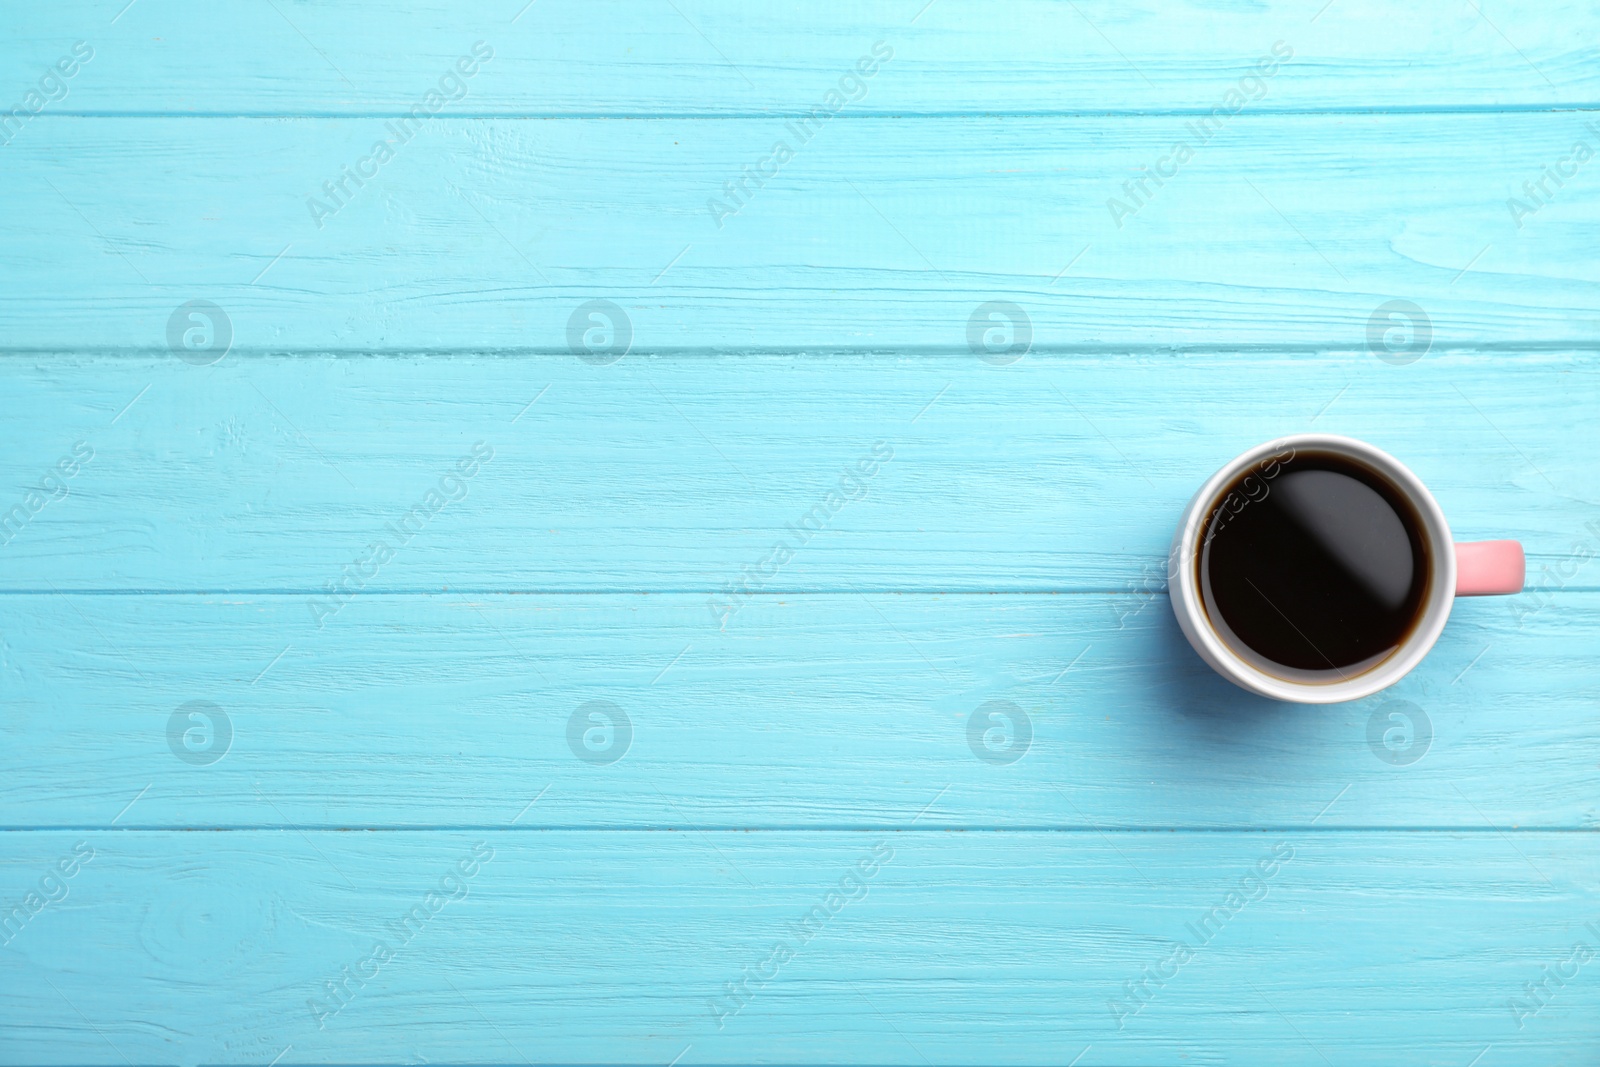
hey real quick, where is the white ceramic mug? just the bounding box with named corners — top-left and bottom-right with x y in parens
top-left (1168, 434), bottom-right (1525, 703)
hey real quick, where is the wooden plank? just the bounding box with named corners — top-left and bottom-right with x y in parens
top-left (3, 591), bottom-right (1596, 830)
top-left (0, 353), bottom-right (1592, 591)
top-left (2, 115), bottom-right (1598, 350)
top-left (0, 829), bottom-right (1594, 1064)
top-left (3, 1), bottom-right (1597, 115)
top-left (4, 5), bottom-right (1594, 1067)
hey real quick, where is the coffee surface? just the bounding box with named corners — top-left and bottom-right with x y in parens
top-left (1199, 453), bottom-right (1428, 677)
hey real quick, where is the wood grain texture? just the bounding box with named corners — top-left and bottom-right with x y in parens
top-left (1, 831), bottom-right (1596, 1066)
top-left (2, 114), bottom-right (1598, 350)
top-left (2, 590), bottom-right (1597, 831)
top-left (0, 353), bottom-right (1593, 592)
top-left (4, 0), bottom-right (1598, 1063)
top-left (3, 0), bottom-right (1597, 114)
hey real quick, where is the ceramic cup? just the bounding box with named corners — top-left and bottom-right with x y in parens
top-left (1168, 434), bottom-right (1524, 704)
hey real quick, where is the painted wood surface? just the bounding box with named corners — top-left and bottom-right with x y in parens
top-left (0, 353), bottom-right (1593, 591)
top-left (2, 592), bottom-right (1596, 830)
top-left (1, 0), bottom-right (1597, 1064)
top-left (3, 114), bottom-right (1599, 349)
top-left (1, 832), bottom-right (1597, 1065)
top-left (4, 1), bottom-right (1597, 113)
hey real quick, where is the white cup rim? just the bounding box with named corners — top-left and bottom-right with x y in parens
top-left (1168, 434), bottom-right (1456, 704)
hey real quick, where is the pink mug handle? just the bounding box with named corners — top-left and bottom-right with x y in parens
top-left (1455, 540), bottom-right (1525, 596)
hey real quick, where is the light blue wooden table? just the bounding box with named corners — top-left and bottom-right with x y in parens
top-left (2, 2), bottom-right (1598, 1064)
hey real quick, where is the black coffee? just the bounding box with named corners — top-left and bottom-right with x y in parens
top-left (1198, 451), bottom-right (1429, 679)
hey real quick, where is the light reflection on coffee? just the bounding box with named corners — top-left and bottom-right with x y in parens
top-left (1198, 452), bottom-right (1430, 681)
